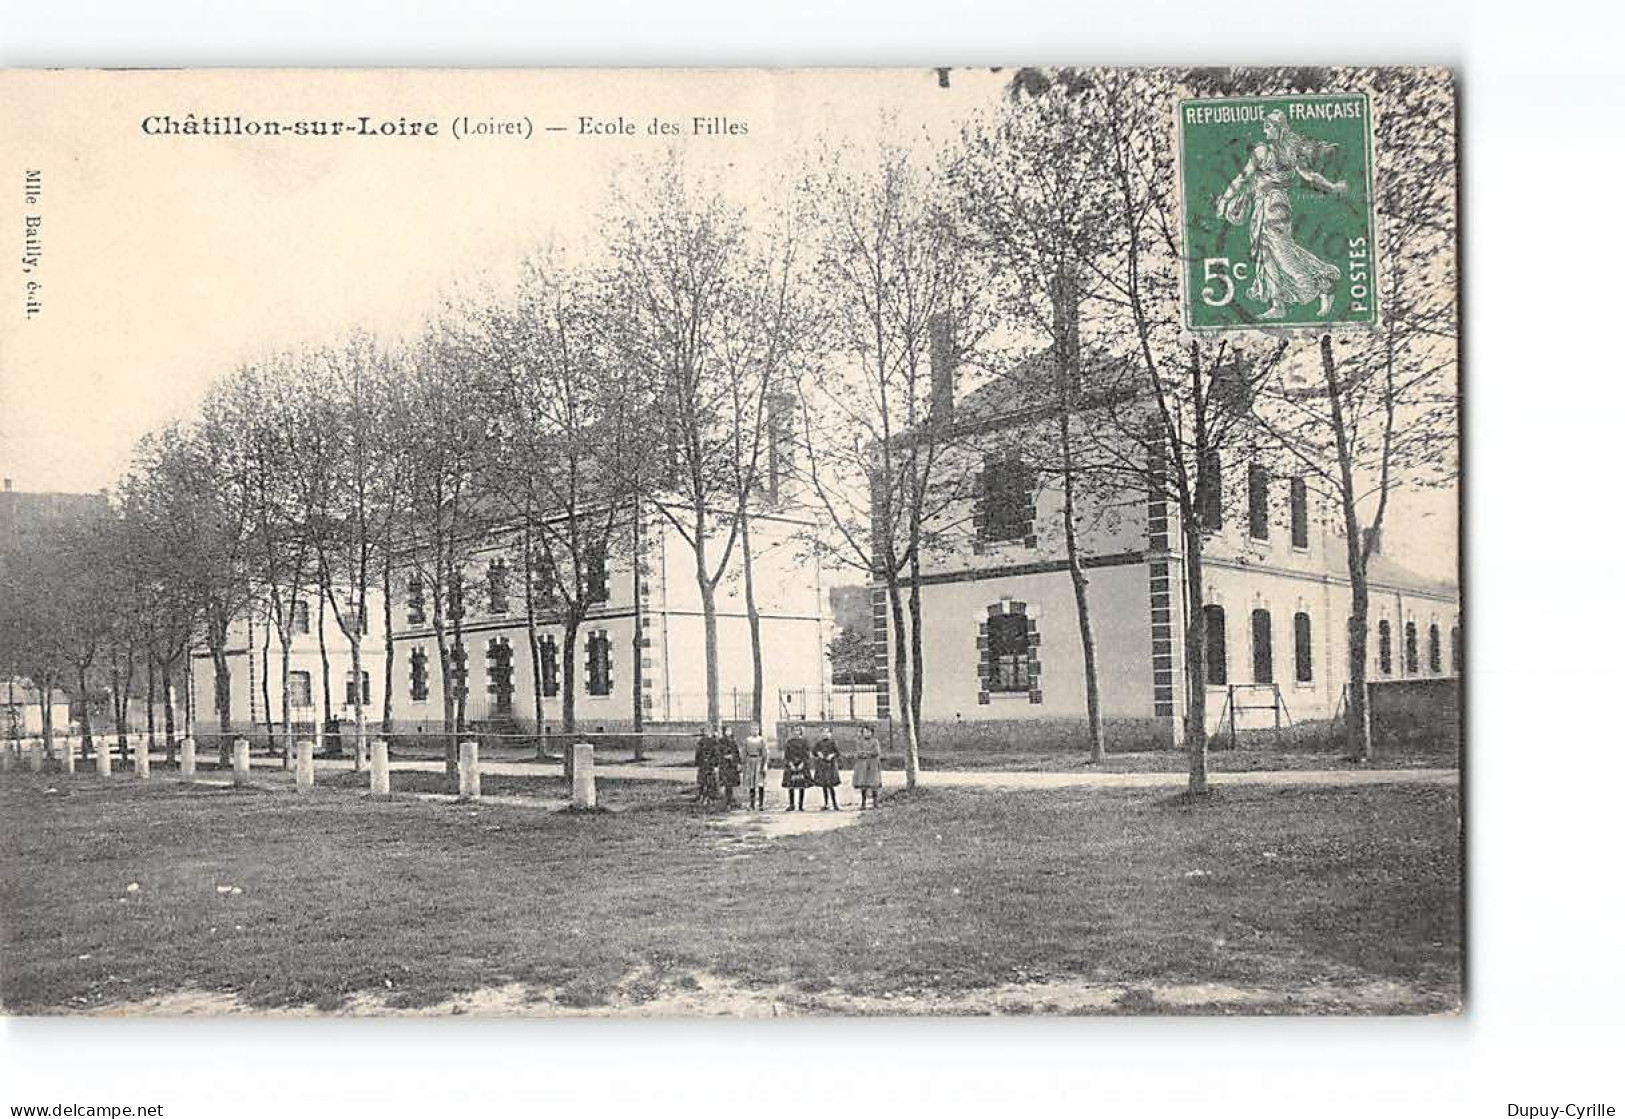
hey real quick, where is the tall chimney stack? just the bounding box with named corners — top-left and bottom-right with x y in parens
top-left (929, 313), bottom-right (955, 424)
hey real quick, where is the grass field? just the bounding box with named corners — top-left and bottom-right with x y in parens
top-left (0, 769), bottom-right (1461, 1015)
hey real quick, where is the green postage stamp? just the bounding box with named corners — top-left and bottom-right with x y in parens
top-left (1179, 93), bottom-right (1377, 331)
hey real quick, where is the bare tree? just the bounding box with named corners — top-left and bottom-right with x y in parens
top-left (795, 140), bottom-right (991, 788)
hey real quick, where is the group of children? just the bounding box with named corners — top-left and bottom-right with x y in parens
top-left (693, 724), bottom-right (883, 811)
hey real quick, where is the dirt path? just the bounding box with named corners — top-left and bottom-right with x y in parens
top-left (85, 970), bottom-right (1455, 1018)
top-left (311, 756), bottom-right (1457, 791)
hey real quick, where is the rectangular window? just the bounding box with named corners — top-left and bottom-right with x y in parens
top-left (1203, 605), bottom-right (1228, 686)
top-left (980, 456), bottom-right (1031, 543)
top-left (1251, 608), bottom-right (1273, 684)
top-left (586, 632), bottom-right (612, 696)
top-left (487, 560), bottom-right (509, 614)
top-left (288, 670), bottom-right (312, 708)
top-left (1427, 624), bottom-right (1442, 674)
top-left (406, 576), bottom-right (425, 625)
top-left (450, 642), bottom-right (468, 700)
top-left (1247, 462), bottom-right (1269, 541)
top-left (291, 600), bottom-right (311, 635)
top-left (1198, 448), bottom-right (1222, 531)
top-left (448, 571), bottom-right (464, 622)
top-left (1404, 622), bottom-right (1419, 676)
top-left (539, 636), bottom-right (559, 697)
top-left (534, 552), bottom-right (558, 607)
top-left (987, 611), bottom-right (1032, 692)
top-left (487, 639), bottom-right (513, 715)
top-left (409, 647), bottom-right (430, 702)
top-left (1378, 620), bottom-right (1393, 675)
top-left (1290, 477), bottom-right (1309, 549)
top-left (1293, 611), bottom-right (1313, 683)
top-left (344, 671), bottom-right (371, 707)
top-left (585, 545), bottom-right (609, 605)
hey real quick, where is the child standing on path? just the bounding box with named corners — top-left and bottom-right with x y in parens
top-left (741, 723), bottom-right (770, 811)
top-left (781, 729), bottom-right (812, 812)
top-left (851, 725), bottom-right (882, 809)
top-left (811, 728), bottom-right (842, 811)
top-left (717, 726), bottom-right (742, 810)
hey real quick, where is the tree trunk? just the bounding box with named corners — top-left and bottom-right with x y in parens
top-left (145, 651), bottom-right (156, 746)
top-left (1060, 413), bottom-right (1106, 762)
top-left (884, 573), bottom-right (920, 789)
top-left (523, 521), bottom-right (545, 753)
top-left (278, 630), bottom-right (293, 767)
top-left (693, 520), bottom-right (721, 731)
top-left (316, 585), bottom-right (333, 755)
top-left (246, 611), bottom-right (259, 749)
top-left (1181, 531), bottom-right (1210, 796)
top-left (210, 639), bottom-right (232, 766)
top-left (381, 551), bottom-right (396, 735)
top-left (39, 671), bottom-right (54, 763)
top-left (560, 612), bottom-right (581, 782)
top-left (348, 634), bottom-right (368, 773)
top-left (907, 552), bottom-right (925, 759)
top-left (740, 513), bottom-right (764, 729)
top-left (160, 656), bottom-right (177, 763)
top-left (1322, 334), bottom-right (1375, 762)
top-left (77, 662), bottom-right (96, 762)
top-left (258, 615), bottom-right (272, 755)
top-left (433, 618), bottom-right (457, 783)
top-left (630, 504), bottom-right (646, 758)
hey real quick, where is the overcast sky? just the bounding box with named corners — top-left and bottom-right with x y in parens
top-left (0, 67), bottom-right (1455, 578)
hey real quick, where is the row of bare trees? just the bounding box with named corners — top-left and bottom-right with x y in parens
top-left (1, 67), bottom-right (1455, 795)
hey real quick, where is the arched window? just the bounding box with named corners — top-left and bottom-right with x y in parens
top-left (1293, 611), bottom-right (1313, 683)
top-left (1377, 620), bottom-right (1393, 675)
top-left (1404, 621), bottom-right (1419, 676)
top-left (1427, 623), bottom-right (1442, 674)
top-left (1247, 462), bottom-right (1270, 541)
top-left (1251, 608), bottom-right (1273, 683)
top-left (447, 570), bottom-right (465, 622)
top-left (1289, 478), bottom-right (1309, 549)
top-left (987, 611), bottom-right (1033, 692)
top-left (1203, 604), bottom-right (1227, 685)
top-left (289, 670), bottom-right (313, 708)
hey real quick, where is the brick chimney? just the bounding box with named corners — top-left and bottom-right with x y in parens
top-left (929, 312), bottom-right (955, 424)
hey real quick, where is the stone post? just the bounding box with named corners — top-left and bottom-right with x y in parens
top-left (457, 740), bottom-right (480, 801)
top-left (28, 739), bottom-right (44, 773)
top-left (232, 737), bottom-right (251, 786)
top-left (0, 741), bottom-right (13, 773)
top-left (96, 735), bottom-right (112, 777)
top-left (571, 743), bottom-right (597, 810)
top-left (63, 736), bottom-right (76, 774)
top-left (134, 734), bottom-right (150, 780)
top-left (179, 737), bottom-right (196, 783)
top-left (370, 738), bottom-right (390, 799)
top-left (295, 740), bottom-right (315, 793)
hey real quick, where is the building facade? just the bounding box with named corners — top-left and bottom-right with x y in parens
top-left (190, 503), bottom-right (832, 741)
top-left (874, 354), bottom-right (1460, 752)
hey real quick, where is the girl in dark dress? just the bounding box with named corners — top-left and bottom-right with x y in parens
top-left (811, 728), bottom-right (842, 811)
top-left (694, 727), bottom-right (720, 808)
top-left (780, 730), bottom-right (812, 812)
top-left (716, 727), bottom-right (742, 809)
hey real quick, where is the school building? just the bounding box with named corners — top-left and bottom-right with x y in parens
top-left (873, 347), bottom-right (1460, 752)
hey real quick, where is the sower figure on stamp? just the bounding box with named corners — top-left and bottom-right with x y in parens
top-left (717, 726), bottom-right (742, 810)
top-left (1214, 109), bottom-right (1348, 320)
top-left (694, 725), bottom-right (720, 808)
top-left (811, 727), bottom-right (842, 812)
top-left (741, 722), bottom-right (770, 811)
top-left (851, 724), bottom-right (882, 810)
top-left (781, 727), bottom-right (812, 812)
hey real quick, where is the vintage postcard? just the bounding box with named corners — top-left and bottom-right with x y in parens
top-left (0, 66), bottom-right (1460, 1017)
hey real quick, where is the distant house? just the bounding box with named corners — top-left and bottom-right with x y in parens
top-left (1, 676), bottom-right (74, 738)
top-left (872, 346), bottom-right (1459, 751)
